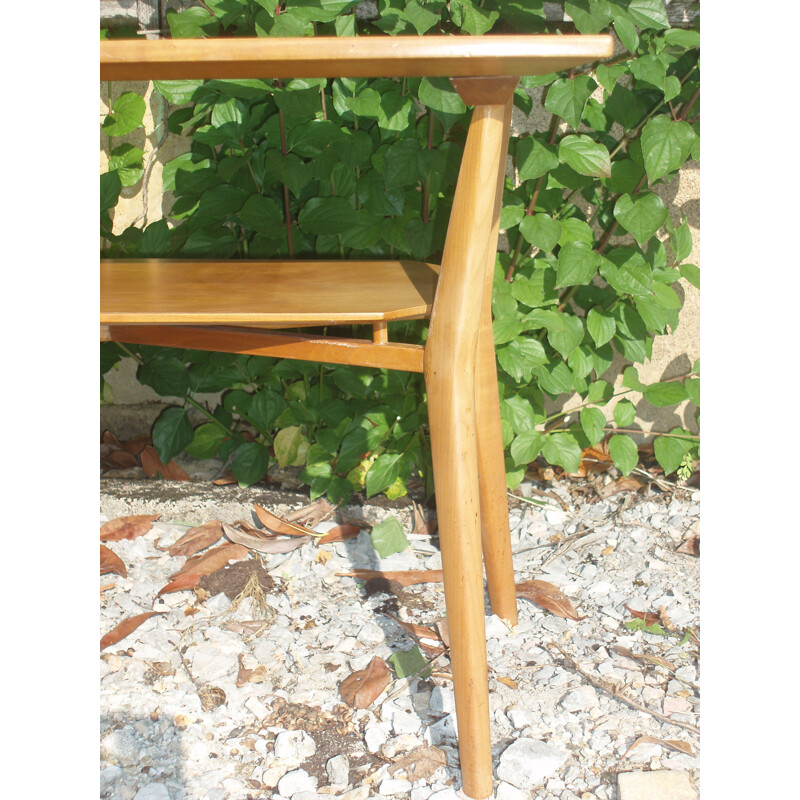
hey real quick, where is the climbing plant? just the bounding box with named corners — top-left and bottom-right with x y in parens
top-left (100, 0), bottom-right (700, 500)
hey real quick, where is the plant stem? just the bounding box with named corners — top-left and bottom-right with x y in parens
top-left (115, 342), bottom-right (144, 366)
top-left (185, 396), bottom-right (234, 435)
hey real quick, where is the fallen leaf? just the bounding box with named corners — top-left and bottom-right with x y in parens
top-left (316, 523), bottom-right (363, 545)
top-left (122, 434), bottom-right (152, 455)
top-left (157, 573), bottom-right (204, 596)
top-left (103, 449), bottom-right (140, 469)
top-left (236, 655), bottom-right (269, 687)
top-left (624, 604), bottom-right (662, 627)
top-left (516, 579), bottom-right (586, 621)
top-left (435, 618), bottom-right (450, 648)
top-left (253, 503), bottom-right (314, 536)
top-left (497, 676), bottom-right (518, 689)
top-left (339, 656), bottom-right (391, 708)
top-left (387, 612), bottom-right (446, 655)
top-left (284, 497), bottom-right (335, 527)
top-left (100, 514), bottom-right (161, 542)
top-left (101, 431), bottom-right (123, 449)
top-left (337, 569), bottom-right (444, 587)
top-left (140, 446), bottom-right (190, 481)
top-left (623, 735), bottom-right (695, 758)
top-left (574, 444), bottom-right (614, 478)
top-left (100, 544), bottom-right (127, 577)
top-left (100, 611), bottom-right (162, 650)
top-left (162, 521), bottom-right (225, 557)
top-left (170, 542), bottom-right (250, 579)
top-left (677, 535), bottom-right (700, 556)
top-left (658, 605), bottom-right (677, 633)
top-left (389, 745), bottom-right (447, 780)
top-left (212, 473), bottom-right (237, 485)
top-left (222, 522), bottom-right (311, 554)
top-left (411, 499), bottom-right (437, 536)
top-left (315, 550), bottom-right (333, 565)
top-left (596, 475), bottom-right (644, 499)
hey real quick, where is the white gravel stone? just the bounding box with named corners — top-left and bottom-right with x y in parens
top-left (427, 789), bottom-right (460, 800)
top-left (274, 729), bottom-right (317, 761)
top-left (132, 785), bottom-right (171, 800)
top-left (495, 781), bottom-right (527, 800)
top-left (429, 686), bottom-right (455, 715)
top-left (379, 778), bottom-right (413, 795)
top-left (326, 754), bottom-right (350, 786)
top-left (507, 707), bottom-right (538, 730)
top-left (365, 720), bottom-right (392, 752)
top-left (617, 769), bottom-right (697, 800)
top-left (497, 738), bottom-right (569, 789)
top-left (277, 769), bottom-right (316, 797)
top-left (559, 686), bottom-right (600, 712)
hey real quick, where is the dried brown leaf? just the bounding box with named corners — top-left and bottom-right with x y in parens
top-left (222, 522), bottom-right (310, 554)
top-left (101, 611), bottom-right (162, 650)
top-left (339, 656), bottom-right (391, 708)
top-left (100, 544), bottom-right (127, 577)
top-left (316, 523), bottom-right (363, 545)
top-left (337, 569), bottom-right (444, 587)
top-left (284, 498), bottom-right (335, 527)
top-left (140, 446), bottom-right (190, 481)
top-left (100, 514), bottom-right (161, 542)
top-left (121, 434), bottom-right (152, 455)
top-left (253, 503), bottom-right (314, 536)
top-left (170, 542), bottom-right (250, 579)
top-left (574, 444), bottom-right (614, 478)
top-left (103, 449), bottom-right (140, 469)
top-left (497, 677), bottom-right (518, 689)
top-left (160, 521), bottom-right (225, 557)
top-left (101, 431), bottom-right (123, 449)
top-left (212, 473), bottom-right (237, 485)
top-left (623, 735), bottom-right (695, 758)
top-left (596, 475), bottom-right (644, 499)
top-left (387, 612), bottom-right (445, 655)
top-left (157, 573), bottom-right (202, 597)
top-left (411, 499), bottom-right (437, 536)
top-left (677, 535), bottom-right (700, 556)
top-left (388, 745), bottom-right (447, 781)
top-left (624, 604), bottom-right (662, 627)
top-left (516, 579), bottom-right (586, 621)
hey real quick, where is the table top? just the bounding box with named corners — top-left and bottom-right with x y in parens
top-left (100, 34), bottom-right (614, 81)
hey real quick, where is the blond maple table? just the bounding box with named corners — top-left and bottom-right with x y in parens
top-left (100, 34), bottom-right (613, 799)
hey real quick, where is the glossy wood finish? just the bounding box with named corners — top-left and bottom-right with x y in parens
top-left (423, 101), bottom-right (510, 800)
top-left (100, 260), bottom-right (438, 325)
top-left (101, 35), bottom-right (614, 81)
top-left (474, 98), bottom-right (518, 627)
top-left (104, 325), bottom-right (425, 372)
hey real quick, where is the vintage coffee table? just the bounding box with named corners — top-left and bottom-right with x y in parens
top-left (100, 32), bottom-right (614, 798)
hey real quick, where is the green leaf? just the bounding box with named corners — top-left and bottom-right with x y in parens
top-left (231, 441), bottom-right (271, 488)
top-left (599, 250), bottom-right (654, 297)
top-left (103, 92), bottom-right (146, 137)
top-left (654, 429), bottom-right (694, 475)
top-left (519, 214), bottom-right (562, 252)
top-left (663, 28), bottom-right (701, 49)
top-left (344, 87), bottom-right (381, 117)
top-left (556, 242), bottom-right (601, 287)
top-left (140, 220), bottom-right (171, 257)
top-left (166, 6), bottom-right (220, 38)
top-left (450, 0), bottom-right (499, 35)
top-left (516, 136), bottom-right (559, 181)
top-left (370, 515), bottom-right (409, 558)
top-left (100, 171), bottom-right (122, 212)
top-left (623, 0), bottom-right (669, 30)
top-left (377, 89), bottom-right (415, 132)
top-left (668, 216), bottom-right (693, 263)
top-left (497, 337), bottom-right (548, 382)
top-left (680, 263), bottom-right (700, 288)
top-left (365, 453), bottom-right (402, 498)
top-left (154, 80), bottom-right (204, 105)
top-left (152, 407), bottom-right (193, 464)
top-left (545, 75), bottom-right (597, 130)
top-left (185, 422), bottom-right (227, 459)
top-left (274, 426), bottom-right (310, 468)
top-left (541, 433), bottom-right (582, 473)
top-left (604, 84), bottom-right (647, 129)
top-left (613, 399), bottom-right (637, 428)
top-left (237, 194), bottom-right (284, 236)
top-left (614, 16), bottom-right (639, 53)
top-left (580, 407), bottom-right (606, 446)
top-left (630, 55), bottom-right (667, 91)
top-left (558, 135), bottom-right (611, 178)
top-left (586, 308), bottom-right (616, 347)
top-left (558, 218), bottom-right (594, 247)
top-left (643, 380), bottom-right (688, 407)
top-left (623, 366), bottom-right (646, 392)
top-left (139, 356), bottom-right (190, 397)
top-left (547, 315), bottom-right (584, 359)
top-left (389, 645), bottom-right (431, 679)
top-left (493, 316), bottom-right (524, 346)
top-left (608, 434), bottom-right (638, 476)
top-left (298, 196), bottom-right (357, 236)
top-left (250, 389), bottom-right (285, 430)
top-left (614, 192), bottom-right (669, 247)
top-left (418, 77), bottom-right (466, 115)
top-left (640, 116), bottom-right (696, 182)
top-left (510, 431), bottom-right (544, 466)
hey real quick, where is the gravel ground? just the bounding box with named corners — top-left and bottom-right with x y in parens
top-left (100, 472), bottom-right (700, 800)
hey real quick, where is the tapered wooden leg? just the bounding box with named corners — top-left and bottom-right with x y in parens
top-left (426, 366), bottom-right (493, 800)
top-left (476, 293), bottom-right (518, 626)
